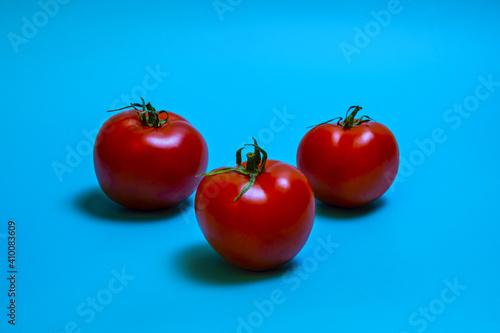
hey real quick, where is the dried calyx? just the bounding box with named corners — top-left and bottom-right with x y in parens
top-left (108, 97), bottom-right (170, 128)
top-left (198, 138), bottom-right (267, 202)
top-left (307, 105), bottom-right (373, 129)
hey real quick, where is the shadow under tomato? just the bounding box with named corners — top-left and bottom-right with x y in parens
top-left (176, 243), bottom-right (291, 285)
top-left (315, 197), bottom-right (386, 220)
top-left (75, 187), bottom-right (186, 222)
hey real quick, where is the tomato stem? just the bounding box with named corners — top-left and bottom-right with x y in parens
top-left (197, 138), bottom-right (268, 202)
top-left (306, 105), bottom-right (373, 129)
top-left (245, 153), bottom-right (259, 173)
top-left (107, 97), bottom-right (170, 128)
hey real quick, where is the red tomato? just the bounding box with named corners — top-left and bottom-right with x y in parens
top-left (297, 106), bottom-right (399, 207)
top-left (94, 99), bottom-right (208, 210)
top-left (195, 141), bottom-right (315, 271)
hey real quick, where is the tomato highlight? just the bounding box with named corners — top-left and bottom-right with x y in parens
top-left (93, 98), bottom-right (208, 210)
top-left (297, 106), bottom-right (399, 207)
top-left (195, 139), bottom-right (315, 271)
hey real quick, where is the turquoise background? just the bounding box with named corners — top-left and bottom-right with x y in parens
top-left (1, 0), bottom-right (500, 332)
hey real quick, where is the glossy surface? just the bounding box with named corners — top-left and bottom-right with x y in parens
top-left (3, 1), bottom-right (500, 332)
top-left (297, 122), bottom-right (399, 207)
top-left (94, 110), bottom-right (208, 210)
top-left (195, 160), bottom-right (315, 271)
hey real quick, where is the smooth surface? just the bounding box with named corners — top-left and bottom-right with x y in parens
top-left (195, 159), bottom-right (315, 271)
top-left (94, 110), bottom-right (208, 209)
top-left (1, 1), bottom-right (500, 332)
top-left (297, 121), bottom-right (399, 207)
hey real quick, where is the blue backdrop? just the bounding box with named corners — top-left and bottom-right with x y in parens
top-left (1, 0), bottom-right (499, 332)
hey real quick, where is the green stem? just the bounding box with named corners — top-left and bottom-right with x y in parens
top-left (245, 153), bottom-right (260, 173)
top-left (306, 105), bottom-right (373, 129)
top-left (197, 138), bottom-right (268, 202)
top-left (107, 97), bottom-right (170, 128)
top-left (342, 106), bottom-right (362, 129)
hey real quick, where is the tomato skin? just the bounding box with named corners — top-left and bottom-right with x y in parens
top-left (94, 110), bottom-right (208, 210)
top-left (296, 121), bottom-right (399, 207)
top-left (195, 160), bottom-right (315, 271)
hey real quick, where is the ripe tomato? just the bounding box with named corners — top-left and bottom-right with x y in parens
top-left (94, 99), bottom-right (208, 210)
top-left (297, 106), bottom-right (399, 207)
top-left (195, 140), bottom-right (315, 271)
